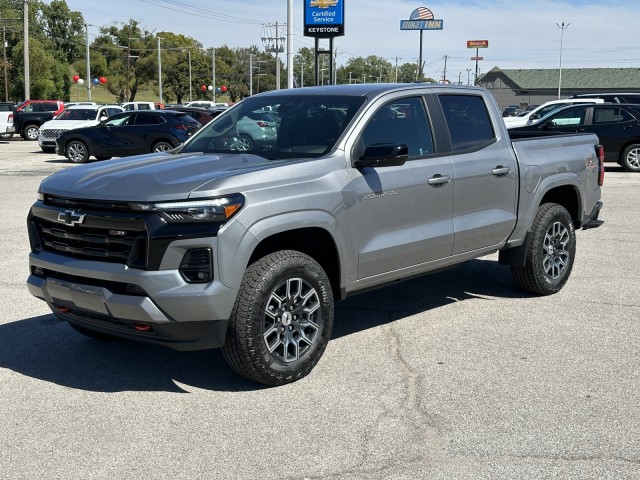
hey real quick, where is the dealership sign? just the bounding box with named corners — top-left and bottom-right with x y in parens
top-left (467, 40), bottom-right (489, 48)
top-left (304, 0), bottom-right (345, 37)
top-left (400, 7), bottom-right (443, 30)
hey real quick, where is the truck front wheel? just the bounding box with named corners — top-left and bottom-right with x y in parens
top-left (222, 250), bottom-right (334, 386)
top-left (511, 203), bottom-right (576, 295)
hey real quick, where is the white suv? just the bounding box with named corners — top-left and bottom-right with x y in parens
top-left (503, 98), bottom-right (604, 129)
top-left (38, 104), bottom-right (123, 152)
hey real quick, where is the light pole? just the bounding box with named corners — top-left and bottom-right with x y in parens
top-left (557, 21), bottom-right (570, 99)
top-left (85, 23), bottom-right (93, 101)
top-left (466, 68), bottom-right (471, 85)
top-left (157, 36), bottom-right (162, 105)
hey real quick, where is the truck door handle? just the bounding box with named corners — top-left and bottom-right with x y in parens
top-left (492, 166), bottom-right (510, 176)
top-left (428, 174), bottom-right (450, 186)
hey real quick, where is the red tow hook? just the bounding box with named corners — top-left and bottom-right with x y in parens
top-left (134, 324), bottom-right (152, 332)
top-left (56, 306), bottom-right (70, 313)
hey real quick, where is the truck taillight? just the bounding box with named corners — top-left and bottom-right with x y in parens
top-left (595, 144), bottom-right (605, 186)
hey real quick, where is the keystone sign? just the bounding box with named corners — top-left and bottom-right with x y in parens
top-left (400, 6), bottom-right (443, 30)
top-left (304, 0), bottom-right (345, 38)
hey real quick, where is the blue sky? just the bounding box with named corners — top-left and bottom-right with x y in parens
top-left (61, 0), bottom-right (639, 82)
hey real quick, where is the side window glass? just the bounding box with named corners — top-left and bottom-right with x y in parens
top-left (361, 97), bottom-right (434, 157)
top-left (438, 95), bottom-right (495, 152)
top-left (551, 107), bottom-right (587, 126)
top-left (593, 108), bottom-right (624, 124)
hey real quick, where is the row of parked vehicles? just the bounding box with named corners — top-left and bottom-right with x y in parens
top-left (0, 98), bottom-right (279, 163)
top-left (501, 92), bottom-right (640, 172)
top-left (3, 92), bottom-right (640, 171)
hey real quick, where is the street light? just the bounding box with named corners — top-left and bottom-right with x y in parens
top-left (466, 68), bottom-right (472, 85)
top-left (557, 21), bottom-right (570, 99)
top-left (85, 23), bottom-right (93, 101)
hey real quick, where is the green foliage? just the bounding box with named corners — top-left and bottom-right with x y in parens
top-left (1, 0), bottom-right (436, 104)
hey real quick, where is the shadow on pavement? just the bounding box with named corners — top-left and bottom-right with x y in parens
top-left (1, 258), bottom-right (527, 393)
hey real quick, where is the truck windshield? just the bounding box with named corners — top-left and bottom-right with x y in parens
top-left (180, 94), bottom-right (366, 159)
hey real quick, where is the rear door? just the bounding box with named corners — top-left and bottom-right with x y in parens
top-left (436, 93), bottom-right (519, 255)
top-left (588, 105), bottom-right (640, 161)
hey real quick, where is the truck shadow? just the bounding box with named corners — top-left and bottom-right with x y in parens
top-left (0, 258), bottom-right (528, 393)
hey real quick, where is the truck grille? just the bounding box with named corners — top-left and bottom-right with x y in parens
top-left (29, 215), bottom-right (148, 267)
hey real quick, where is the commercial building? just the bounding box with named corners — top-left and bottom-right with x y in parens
top-left (476, 67), bottom-right (640, 109)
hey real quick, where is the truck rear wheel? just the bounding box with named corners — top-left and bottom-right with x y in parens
top-left (511, 203), bottom-right (576, 295)
top-left (222, 250), bottom-right (334, 386)
top-left (23, 124), bottom-right (39, 141)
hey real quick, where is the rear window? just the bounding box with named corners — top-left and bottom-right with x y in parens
top-left (438, 95), bottom-right (495, 152)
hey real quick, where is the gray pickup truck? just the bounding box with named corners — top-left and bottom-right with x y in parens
top-left (27, 84), bottom-right (604, 385)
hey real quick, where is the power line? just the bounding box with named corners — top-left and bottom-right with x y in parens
top-left (140, 0), bottom-right (264, 25)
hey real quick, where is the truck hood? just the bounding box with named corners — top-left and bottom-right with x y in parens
top-left (39, 151), bottom-right (291, 201)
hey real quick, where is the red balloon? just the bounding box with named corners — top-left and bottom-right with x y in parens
top-left (72, 75), bottom-right (80, 83)
top-left (99, 76), bottom-right (107, 85)
top-left (201, 84), bottom-right (207, 92)
top-left (221, 85), bottom-right (227, 93)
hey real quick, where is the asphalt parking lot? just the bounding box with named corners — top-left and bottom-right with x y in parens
top-left (1, 137), bottom-right (639, 479)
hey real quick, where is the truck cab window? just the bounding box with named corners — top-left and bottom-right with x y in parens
top-left (438, 95), bottom-right (496, 152)
top-left (361, 97), bottom-right (433, 157)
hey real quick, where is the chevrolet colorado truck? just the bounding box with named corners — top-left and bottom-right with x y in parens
top-left (27, 84), bottom-right (604, 386)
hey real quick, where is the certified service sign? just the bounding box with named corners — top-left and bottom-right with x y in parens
top-left (304, 0), bottom-right (345, 37)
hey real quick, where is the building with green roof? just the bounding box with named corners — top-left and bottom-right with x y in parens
top-left (476, 67), bottom-right (640, 109)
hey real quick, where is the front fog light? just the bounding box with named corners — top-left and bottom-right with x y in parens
top-left (179, 248), bottom-right (213, 283)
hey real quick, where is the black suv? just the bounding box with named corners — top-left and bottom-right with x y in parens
top-left (55, 109), bottom-right (201, 163)
top-left (569, 93), bottom-right (640, 104)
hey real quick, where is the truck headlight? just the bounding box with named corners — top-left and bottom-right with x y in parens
top-left (131, 194), bottom-right (244, 223)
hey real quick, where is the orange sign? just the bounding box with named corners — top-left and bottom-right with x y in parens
top-left (467, 40), bottom-right (489, 48)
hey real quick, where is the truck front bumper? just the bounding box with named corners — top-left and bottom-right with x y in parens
top-left (27, 251), bottom-right (237, 351)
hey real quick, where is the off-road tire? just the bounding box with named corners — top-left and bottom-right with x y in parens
top-left (511, 203), bottom-right (576, 295)
top-left (222, 250), bottom-right (334, 386)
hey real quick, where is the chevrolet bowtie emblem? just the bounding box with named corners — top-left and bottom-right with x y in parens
top-left (57, 210), bottom-right (86, 226)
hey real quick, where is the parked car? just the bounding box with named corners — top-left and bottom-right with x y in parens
top-left (233, 109), bottom-right (278, 150)
top-left (13, 99), bottom-right (65, 140)
top-left (55, 109), bottom-right (201, 163)
top-left (503, 98), bottom-right (604, 128)
top-left (121, 101), bottom-right (158, 111)
top-left (568, 92), bottom-right (640, 104)
top-left (0, 102), bottom-right (15, 140)
top-left (502, 106), bottom-right (520, 117)
top-left (170, 106), bottom-right (216, 125)
top-left (509, 102), bottom-right (640, 171)
top-left (38, 104), bottom-right (124, 152)
top-left (185, 100), bottom-right (229, 109)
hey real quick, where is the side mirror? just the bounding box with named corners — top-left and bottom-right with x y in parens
top-left (354, 144), bottom-right (408, 168)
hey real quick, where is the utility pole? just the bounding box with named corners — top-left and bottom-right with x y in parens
top-left (262, 22), bottom-right (285, 90)
top-left (287, 0), bottom-right (293, 89)
top-left (211, 47), bottom-right (215, 101)
top-left (442, 54), bottom-right (448, 83)
top-left (85, 23), bottom-right (92, 101)
top-left (23, 0), bottom-right (29, 100)
top-left (3, 26), bottom-right (7, 101)
top-left (157, 36), bottom-right (162, 104)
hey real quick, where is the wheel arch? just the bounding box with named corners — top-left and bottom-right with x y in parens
top-left (539, 184), bottom-right (581, 226)
top-left (248, 227), bottom-right (342, 300)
